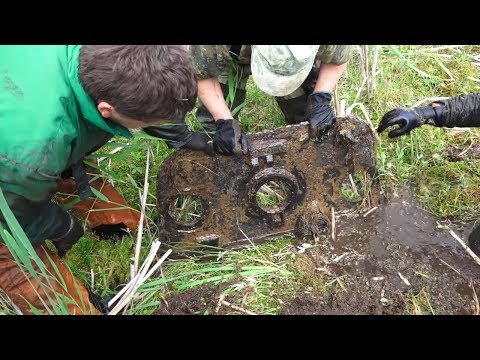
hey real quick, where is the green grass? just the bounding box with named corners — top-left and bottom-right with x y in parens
top-left (45, 45), bottom-right (480, 314)
top-left (130, 238), bottom-right (336, 315)
top-left (168, 195), bottom-right (205, 225)
top-left (405, 287), bottom-right (436, 315)
top-left (256, 180), bottom-right (292, 210)
top-left (137, 239), bottom-right (295, 314)
top-left (341, 46), bottom-right (480, 221)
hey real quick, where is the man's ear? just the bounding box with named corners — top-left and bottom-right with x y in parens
top-left (97, 101), bottom-right (114, 118)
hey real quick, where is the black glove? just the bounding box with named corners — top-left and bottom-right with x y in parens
top-left (377, 106), bottom-right (444, 138)
top-left (50, 212), bottom-right (84, 257)
top-left (181, 132), bottom-right (214, 155)
top-left (306, 91), bottom-right (336, 140)
top-left (144, 125), bottom-right (214, 155)
top-left (212, 119), bottom-right (249, 156)
top-left (142, 124), bottom-right (192, 150)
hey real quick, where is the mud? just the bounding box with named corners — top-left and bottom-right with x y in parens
top-left (156, 285), bottom-right (220, 315)
top-left (155, 120), bottom-right (480, 315)
top-left (155, 187), bottom-right (480, 315)
top-left (445, 143), bottom-right (480, 161)
top-left (281, 187), bottom-right (480, 315)
top-left (156, 282), bottom-right (246, 315)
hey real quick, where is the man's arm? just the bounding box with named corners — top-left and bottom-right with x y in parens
top-left (197, 77), bottom-right (234, 120)
top-left (195, 77), bottom-right (248, 155)
top-left (306, 46), bottom-right (351, 139)
top-left (377, 93), bottom-right (480, 138)
top-left (438, 92), bottom-right (480, 128)
top-left (314, 63), bottom-right (348, 93)
top-left (144, 45), bottom-right (248, 154)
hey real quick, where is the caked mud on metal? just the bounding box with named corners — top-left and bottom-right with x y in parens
top-left (156, 117), bottom-right (379, 249)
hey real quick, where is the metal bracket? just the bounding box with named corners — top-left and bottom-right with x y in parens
top-left (156, 117), bottom-right (379, 249)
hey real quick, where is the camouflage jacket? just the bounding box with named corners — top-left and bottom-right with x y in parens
top-left (185, 45), bottom-right (353, 79)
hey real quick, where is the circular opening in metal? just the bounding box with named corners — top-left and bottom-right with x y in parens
top-left (168, 195), bottom-right (205, 226)
top-left (341, 172), bottom-right (364, 203)
top-left (255, 179), bottom-right (293, 213)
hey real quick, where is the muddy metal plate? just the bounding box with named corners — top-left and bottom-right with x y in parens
top-left (156, 117), bottom-right (378, 249)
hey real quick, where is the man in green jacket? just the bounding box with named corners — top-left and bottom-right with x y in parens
top-left (145, 45), bottom-right (352, 155)
top-left (0, 45), bottom-right (198, 314)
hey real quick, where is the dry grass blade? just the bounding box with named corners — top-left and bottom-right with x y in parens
top-left (421, 45), bottom-right (470, 52)
top-left (439, 258), bottom-right (466, 279)
top-left (467, 76), bottom-right (480, 83)
top-left (133, 143), bottom-right (151, 275)
top-left (90, 268), bottom-right (94, 291)
top-left (445, 227), bottom-right (480, 266)
top-left (336, 277), bottom-right (347, 292)
top-left (346, 102), bottom-right (379, 142)
top-left (458, 141), bottom-right (474, 157)
top-left (221, 300), bottom-right (257, 315)
top-left (235, 214), bottom-right (270, 263)
top-left (356, 45), bottom-right (381, 99)
top-left (367, 45), bottom-right (381, 96)
top-left (108, 241), bottom-right (161, 309)
top-left (398, 272), bottom-right (411, 286)
top-left (411, 97), bottom-right (451, 108)
top-left (334, 85), bottom-right (341, 116)
top-left (469, 279), bottom-right (479, 315)
top-left (433, 57), bottom-right (454, 81)
top-left (0, 288), bottom-right (22, 315)
top-left (363, 206), bottom-right (378, 218)
top-left (97, 146), bottom-right (125, 164)
top-left (348, 174), bottom-right (358, 195)
top-left (108, 241), bottom-right (172, 315)
top-left (258, 182), bottom-right (285, 200)
top-left (353, 77), bottom-right (367, 105)
top-left (339, 99), bottom-right (346, 117)
top-left (331, 206), bottom-right (335, 241)
top-left (215, 294), bottom-right (226, 314)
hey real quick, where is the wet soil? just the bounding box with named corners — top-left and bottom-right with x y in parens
top-left (156, 187), bottom-right (480, 315)
top-left (156, 285), bottom-right (220, 315)
top-left (156, 281), bottom-right (243, 315)
top-left (281, 187), bottom-right (480, 315)
top-left (445, 143), bottom-right (480, 161)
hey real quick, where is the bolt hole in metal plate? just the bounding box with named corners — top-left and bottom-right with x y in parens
top-left (340, 171), bottom-right (366, 203)
top-left (256, 179), bottom-right (293, 213)
top-left (157, 117), bottom-right (378, 249)
top-left (168, 194), bottom-right (205, 227)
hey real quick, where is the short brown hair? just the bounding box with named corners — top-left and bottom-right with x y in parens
top-left (79, 45), bottom-right (197, 123)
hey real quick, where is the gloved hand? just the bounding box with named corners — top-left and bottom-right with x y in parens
top-left (212, 119), bottom-right (249, 156)
top-left (306, 91), bottom-right (336, 140)
top-left (181, 132), bottom-right (214, 155)
top-left (50, 211), bottom-right (84, 257)
top-left (377, 106), bottom-right (444, 138)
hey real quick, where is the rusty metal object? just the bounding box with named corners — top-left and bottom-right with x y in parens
top-left (156, 116), bottom-right (379, 249)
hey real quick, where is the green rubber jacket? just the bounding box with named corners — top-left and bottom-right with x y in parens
top-left (0, 45), bottom-right (132, 245)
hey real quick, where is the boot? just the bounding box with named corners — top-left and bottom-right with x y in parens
top-left (0, 243), bottom-right (101, 315)
top-left (275, 94), bottom-right (309, 124)
top-left (57, 164), bottom-right (144, 240)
